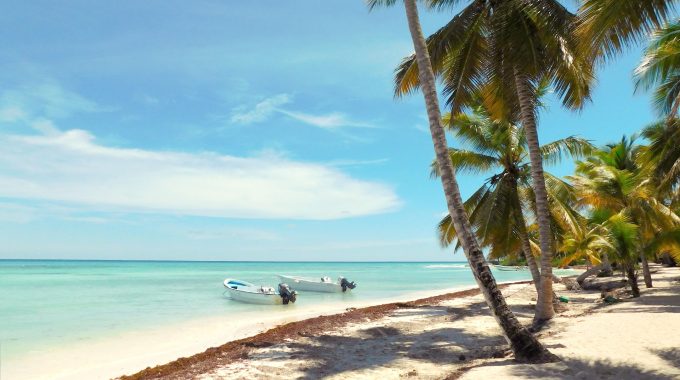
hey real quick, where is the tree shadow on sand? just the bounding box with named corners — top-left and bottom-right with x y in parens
top-left (651, 347), bottom-right (680, 370)
top-left (386, 300), bottom-right (534, 322)
top-left (252, 325), bottom-right (507, 379)
top-left (466, 357), bottom-right (677, 380)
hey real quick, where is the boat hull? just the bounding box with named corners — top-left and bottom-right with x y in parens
top-left (277, 275), bottom-right (344, 293)
top-left (223, 279), bottom-right (285, 305)
top-left (493, 265), bottom-right (528, 271)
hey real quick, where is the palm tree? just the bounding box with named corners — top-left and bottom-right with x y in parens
top-left (577, 0), bottom-right (678, 64)
top-left (635, 21), bottom-right (680, 119)
top-left (558, 219), bottom-right (615, 286)
top-left (367, 0), bottom-right (556, 362)
top-left (558, 224), bottom-right (611, 267)
top-left (643, 119), bottom-right (680, 194)
top-left (433, 100), bottom-right (592, 294)
top-left (393, 0), bottom-right (593, 325)
top-left (569, 137), bottom-right (680, 289)
top-left (603, 212), bottom-right (642, 297)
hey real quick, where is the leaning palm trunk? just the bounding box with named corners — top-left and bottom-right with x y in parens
top-left (576, 264), bottom-right (604, 287)
top-left (403, 0), bottom-right (555, 362)
top-left (513, 70), bottom-right (555, 324)
top-left (639, 250), bottom-right (653, 288)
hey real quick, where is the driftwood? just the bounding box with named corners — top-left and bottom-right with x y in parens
top-left (580, 278), bottom-right (628, 291)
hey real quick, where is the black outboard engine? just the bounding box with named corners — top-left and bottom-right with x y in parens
top-left (339, 277), bottom-right (357, 292)
top-left (278, 283), bottom-right (297, 304)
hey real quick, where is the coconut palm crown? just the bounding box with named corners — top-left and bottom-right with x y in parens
top-left (433, 101), bottom-right (592, 267)
top-left (642, 118), bottom-right (680, 196)
top-left (635, 20), bottom-right (680, 118)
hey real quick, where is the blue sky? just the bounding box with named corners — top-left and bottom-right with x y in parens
top-left (0, 1), bottom-right (660, 261)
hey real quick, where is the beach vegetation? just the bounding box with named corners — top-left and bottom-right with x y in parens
top-left (393, 0), bottom-right (594, 325)
top-left (431, 96), bottom-right (592, 293)
top-left (369, 0), bottom-right (680, 364)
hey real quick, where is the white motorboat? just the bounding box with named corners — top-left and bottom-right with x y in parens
top-left (277, 275), bottom-right (356, 293)
top-left (223, 279), bottom-right (297, 305)
top-left (493, 265), bottom-right (529, 271)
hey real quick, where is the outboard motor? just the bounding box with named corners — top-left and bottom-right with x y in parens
top-left (278, 283), bottom-right (297, 304)
top-left (339, 277), bottom-right (357, 292)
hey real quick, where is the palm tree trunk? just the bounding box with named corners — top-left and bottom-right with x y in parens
top-left (601, 253), bottom-right (613, 276)
top-left (519, 232), bottom-right (542, 293)
top-left (625, 264), bottom-right (640, 297)
top-left (513, 69), bottom-right (555, 325)
top-left (639, 250), bottom-right (653, 288)
top-left (510, 178), bottom-right (541, 293)
top-left (403, 0), bottom-right (556, 363)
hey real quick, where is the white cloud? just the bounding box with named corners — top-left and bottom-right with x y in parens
top-left (277, 110), bottom-right (374, 130)
top-left (0, 105), bottom-right (28, 123)
top-left (0, 129), bottom-right (401, 220)
top-left (0, 203), bottom-right (38, 223)
top-left (136, 94), bottom-right (160, 106)
top-left (230, 94), bottom-right (374, 130)
top-left (0, 83), bottom-right (108, 119)
top-left (30, 118), bottom-right (60, 135)
top-left (414, 124), bottom-right (429, 133)
top-left (230, 94), bottom-right (291, 124)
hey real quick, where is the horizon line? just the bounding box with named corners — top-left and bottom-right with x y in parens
top-left (0, 258), bottom-right (468, 263)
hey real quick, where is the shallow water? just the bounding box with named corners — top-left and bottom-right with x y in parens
top-left (0, 260), bottom-right (575, 362)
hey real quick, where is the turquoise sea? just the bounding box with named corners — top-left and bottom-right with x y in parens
top-left (0, 260), bottom-right (574, 364)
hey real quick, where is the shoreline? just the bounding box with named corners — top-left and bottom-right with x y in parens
top-left (138, 266), bottom-right (680, 380)
top-left (119, 266), bottom-right (680, 379)
top-left (4, 281), bottom-right (525, 380)
top-left (119, 280), bottom-right (531, 380)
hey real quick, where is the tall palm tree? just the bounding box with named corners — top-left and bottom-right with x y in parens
top-left (569, 137), bottom-right (680, 288)
top-left (367, 0), bottom-right (556, 362)
top-left (433, 100), bottom-right (592, 294)
top-left (393, 0), bottom-right (593, 325)
top-left (635, 21), bottom-right (680, 119)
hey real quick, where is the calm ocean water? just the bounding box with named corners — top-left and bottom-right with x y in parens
top-left (0, 260), bottom-right (575, 362)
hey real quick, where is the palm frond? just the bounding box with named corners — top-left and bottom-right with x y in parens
top-left (365, 0), bottom-right (398, 10)
top-left (635, 21), bottom-right (680, 94)
top-left (541, 136), bottom-right (595, 166)
top-left (394, 0), bottom-right (487, 102)
top-left (578, 0), bottom-right (677, 63)
top-left (430, 148), bottom-right (499, 177)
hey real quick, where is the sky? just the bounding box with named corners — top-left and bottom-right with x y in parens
top-left (0, 1), bottom-right (662, 261)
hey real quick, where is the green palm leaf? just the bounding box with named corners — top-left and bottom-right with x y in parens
top-left (578, 0), bottom-right (677, 63)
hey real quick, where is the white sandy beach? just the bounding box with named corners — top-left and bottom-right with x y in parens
top-left (148, 265), bottom-right (680, 380)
